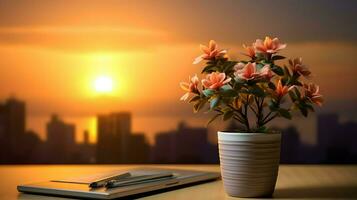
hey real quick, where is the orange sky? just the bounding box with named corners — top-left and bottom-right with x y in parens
top-left (0, 0), bottom-right (356, 143)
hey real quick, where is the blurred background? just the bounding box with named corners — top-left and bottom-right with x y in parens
top-left (0, 0), bottom-right (356, 164)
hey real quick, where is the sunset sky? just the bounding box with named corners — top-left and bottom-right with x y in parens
top-left (0, 0), bottom-right (356, 143)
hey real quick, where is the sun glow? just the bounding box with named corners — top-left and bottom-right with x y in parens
top-left (94, 76), bottom-right (114, 94)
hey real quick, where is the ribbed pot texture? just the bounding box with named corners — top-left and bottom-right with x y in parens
top-left (218, 131), bottom-right (281, 198)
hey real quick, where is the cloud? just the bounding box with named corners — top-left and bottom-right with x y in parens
top-left (0, 26), bottom-right (170, 52)
top-left (164, 0), bottom-right (357, 44)
top-left (0, 0), bottom-right (356, 52)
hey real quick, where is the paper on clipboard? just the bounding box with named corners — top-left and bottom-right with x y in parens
top-left (51, 170), bottom-right (127, 184)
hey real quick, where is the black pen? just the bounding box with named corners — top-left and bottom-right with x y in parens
top-left (105, 172), bottom-right (173, 188)
top-left (89, 172), bottom-right (131, 188)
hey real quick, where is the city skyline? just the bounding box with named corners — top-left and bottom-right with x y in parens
top-left (0, 97), bottom-right (217, 164)
top-left (0, 96), bottom-right (356, 164)
top-left (0, 96), bottom-right (319, 146)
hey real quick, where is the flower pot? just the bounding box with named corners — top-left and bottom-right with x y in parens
top-left (218, 131), bottom-right (281, 198)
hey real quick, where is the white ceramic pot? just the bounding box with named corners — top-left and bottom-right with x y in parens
top-left (218, 131), bottom-right (281, 198)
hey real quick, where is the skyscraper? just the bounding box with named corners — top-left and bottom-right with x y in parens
top-left (0, 98), bottom-right (26, 138)
top-left (317, 113), bottom-right (339, 160)
top-left (46, 114), bottom-right (76, 163)
top-left (96, 112), bottom-right (131, 163)
top-left (83, 130), bottom-right (90, 145)
top-left (0, 98), bottom-right (26, 163)
top-left (152, 121), bottom-right (218, 163)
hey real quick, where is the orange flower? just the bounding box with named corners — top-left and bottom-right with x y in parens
top-left (275, 80), bottom-right (294, 98)
top-left (234, 62), bottom-right (258, 80)
top-left (303, 83), bottom-right (323, 106)
top-left (180, 75), bottom-right (199, 101)
top-left (242, 43), bottom-right (256, 59)
top-left (254, 36), bottom-right (287, 54)
top-left (289, 58), bottom-right (311, 77)
top-left (193, 40), bottom-right (227, 64)
top-left (259, 65), bottom-right (273, 80)
top-left (201, 72), bottom-right (231, 90)
top-left (234, 62), bottom-right (272, 80)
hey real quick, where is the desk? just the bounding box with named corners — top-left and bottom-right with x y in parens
top-left (1, 165), bottom-right (357, 199)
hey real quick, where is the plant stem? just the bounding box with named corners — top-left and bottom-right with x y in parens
top-left (233, 112), bottom-right (245, 121)
top-left (262, 113), bottom-right (279, 125)
top-left (249, 104), bottom-right (258, 116)
top-left (254, 96), bottom-right (266, 129)
top-left (244, 95), bottom-right (250, 132)
top-left (262, 111), bottom-right (273, 122)
top-left (227, 104), bottom-right (248, 128)
top-left (233, 116), bottom-right (246, 124)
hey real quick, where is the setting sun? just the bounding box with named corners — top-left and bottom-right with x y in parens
top-left (94, 76), bottom-right (114, 94)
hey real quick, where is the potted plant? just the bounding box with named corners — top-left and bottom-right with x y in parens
top-left (180, 37), bottom-right (323, 197)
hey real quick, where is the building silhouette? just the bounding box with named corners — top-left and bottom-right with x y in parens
top-left (317, 113), bottom-right (339, 160)
top-left (151, 121), bottom-right (218, 164)
top-left (280, 126), bottom-right (303, 163)
top-left (71, 130), bottom-right (96, 164)
top-left (0, 98), bottom-right (25, 163)
top-left (0, 97), bottom-right (25, 138)
top-left (276, 124), bottom-right (323, 164)
top-left (317, 113), bottom-right (357, 163)
top-left (96, 112), bottom-right (150, 163)
top-left (46, 114), bottom-right (76, 163)
top-left (0, 97), bottom-right (43, 163)
top-left (126, 132), bottom-right (150, 163)
top-left (83, 130), bottom-right (90, 145)
top-left (45, 115), bottom-right (97, 164)
top-left (278, 114), bottom-right (357, 164)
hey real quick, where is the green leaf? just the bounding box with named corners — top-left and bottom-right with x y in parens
top-left (223, 110), bottom-right (234, 121)
top-left (256, 53), bottom-right (265, 60)
top-left (233, 81), bottom-right (244, 90)
top-left (220, 84), bottom-right (232, 91)
top-left (239, 60), bottom-right (249, 64)
top-left (255, 126), bottom-right (268, 133)
top-left (279, 108), bottom-right (292, 119)
top-left (256, 63), bottom-right (265, 70)
top-left (271, 65), bottom-right (284, 75)
top-left (210, 97), bottom-right (220, 109)
top-left (249, 86), bottom-right (265, 97)
top-left (220, 85), bottom-right (237, 98)
top-left (222, 61), bottom-right (238, 73)
top-left (294, 87), bottom-right (301, 98)
top-left (299, 100), bottom-right (314, 112)
top-left (260, 59), bottom-right (270, 65)
top-left (193, 100), bottom-right (206, 113)
top-left (288, 90), bottom-right (297, 101)
top-left (283, 65), bottom-right (291, 77)
top-left (207, 113), bottom-right (222, 125)
top-left (299, 106), bottom-right (308, 117)
top-left (272, 55), bottom-right (286, 61)
top-left (220, 89), bottom-right (237, 97)
top-left (234, 77), bottom-right (246, 85)
top-left (306, 103), bottom-right (315, 112)
top-left (268, 82), bottom-right (276, 90)
top-left (221, 107), bottom-right (231, 112)
top-left (296, 81), bottom-right (303, 86)
top-left (282, 77), bottom-right (289, 85)
top-left (206, 60), bottom-right (215, 65)
top-left (193, 103), bottom-right (200, 113)
top-left (201, 65), bottom-right (218, 73)
top-left (188, 95), bottom-right (201, 103)
top-left (202, 89), bottom-right (215, 97)
top-left (268, 100), bottom-right (279, 111)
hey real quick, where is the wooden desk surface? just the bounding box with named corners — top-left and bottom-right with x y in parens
top-left (1, 165), bottom-right (357, 199)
